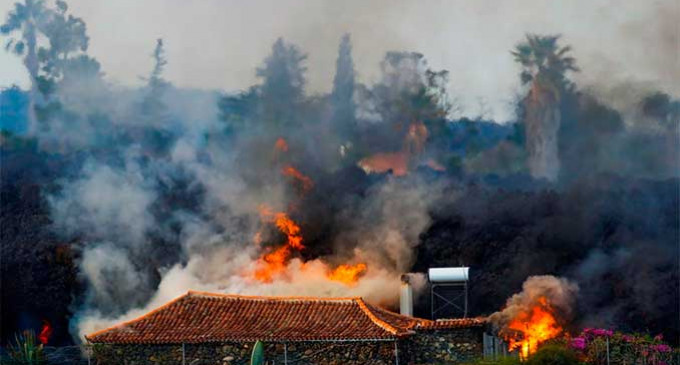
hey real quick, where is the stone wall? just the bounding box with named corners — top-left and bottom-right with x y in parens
top-left (91, 328), bottom-right (484, 365)
top-left (92, 341), bottom-right (396, 365)
top-left (405, 327), bottom-right (485, 365)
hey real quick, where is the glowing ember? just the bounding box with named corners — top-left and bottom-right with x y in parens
top-left (424, 158), bottom-right (446, 172)
top-left (38, 320), bottom-right (52, 345)
top-left (282, 165), bottom-right (314, 192)
top-left (404, 122), bottom-right (428, 155)
top-left (274, 137), bottom-right (289, 152)
top-left (505, 297), bottom-right (563, 359)
top-left (327, 263), bottom-right (367, 285)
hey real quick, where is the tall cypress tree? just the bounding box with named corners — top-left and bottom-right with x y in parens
top-left (331, 34), bottom-right (356, 128)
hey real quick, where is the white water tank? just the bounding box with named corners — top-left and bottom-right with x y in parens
top-left (428, 267), bottom-right (469, 283)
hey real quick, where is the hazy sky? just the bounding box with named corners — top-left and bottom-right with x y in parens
top-left (1, 0), bottom-right (678, 121)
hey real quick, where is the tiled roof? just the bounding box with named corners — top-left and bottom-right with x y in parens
top-left (87, 292), bottom-right (404, 344)
top-left (86, 291), bottom-right (487, 344)
top-left (416, 318), bottom-right (487, 330)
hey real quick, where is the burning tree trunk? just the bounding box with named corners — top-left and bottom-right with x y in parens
top-left (525, 81), bottom-right (561, 181)
top-left (512, 34), bottom-right (578, 182)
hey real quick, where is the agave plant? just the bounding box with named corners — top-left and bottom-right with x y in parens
top-left (8, 330), bottom-right (46, 364)
top-left (250, 340), bottom-right (264, 365)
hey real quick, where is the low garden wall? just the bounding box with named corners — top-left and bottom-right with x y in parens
top-left (92, 341), bottom-right (396, 365)
top-left (405, 327), bottom-right (485, 364)
top-left (91, 327), bottom-right (484, 364)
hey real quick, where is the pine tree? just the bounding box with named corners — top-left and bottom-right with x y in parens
top-left (141, 38), bottom-right (169, 118)
top-left (256, 38), bottom-right (307, 129)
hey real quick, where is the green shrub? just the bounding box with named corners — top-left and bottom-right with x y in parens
top-left (6, 330), bottom-right (46, 364)
top-left (526, 344), bottom-right (582, 365)
top-left (463, 355), bottom-right (522, 365)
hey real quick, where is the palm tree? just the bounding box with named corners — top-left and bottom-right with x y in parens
top-left (1, 0), bottom-right (49, 133)
top-left (512, 34), bottom-right (578, 181)
top-left (512, 34), bottom-right (578, 101)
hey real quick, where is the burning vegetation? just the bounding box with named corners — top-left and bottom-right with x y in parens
top-left (490, 276), bottom-right (578, 357)
top-left (504, 297), bottom-right (563, 358)
top-left (0, 0), bottom-right (678, 350)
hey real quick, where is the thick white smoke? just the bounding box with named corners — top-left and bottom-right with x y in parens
top-left (55, 143), bottom-right (441, 341)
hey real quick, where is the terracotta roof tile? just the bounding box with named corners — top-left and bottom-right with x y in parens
top-left (87, 292), bottom-right (403, 344)
top-left (86, 291), bottom-right (487, 344)
top-left (416, 318), bottom-right (487, 330)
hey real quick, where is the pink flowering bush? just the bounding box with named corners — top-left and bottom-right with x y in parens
top-left (569, 328), bottom-right (678, 365)
top-left (571, 337), bottom-right (587, 351)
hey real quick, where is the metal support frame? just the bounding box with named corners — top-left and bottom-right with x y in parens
top-left (182, 343), bottom-right (186, 365)
top-left (284, 343), bottom-right (288, 364)
top-left (431, 281), bottom-right (468, 319)
top-left (394, 340), bottom-right (400, 365)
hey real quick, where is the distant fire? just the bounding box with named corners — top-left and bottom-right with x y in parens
top-left (39, 320), bottom-right (52, 345)
top-left (358, 122), bottom-right (446, 176)
top-left (358, 151), bottom-right (410, 176)
top-left (504, 297), bottom-right (563, 359)
top-left (282, 165), bottom-right (314, 192)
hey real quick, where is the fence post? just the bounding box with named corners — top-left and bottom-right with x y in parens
top-left (606, 337), bottom-right (610, 365)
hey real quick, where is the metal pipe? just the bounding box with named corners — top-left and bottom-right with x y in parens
top-left (394, 340), bottom-right (399, 365)
top-left (431, 284), bottom-right (435, 319)
top-left (284, 343), bottom-right (288, 365)
top-left (182, 343), bottom-right (186, 365)
top-left (464, 282), bottom-right (468, 318)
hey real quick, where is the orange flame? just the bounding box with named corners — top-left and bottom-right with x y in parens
top-left (253, 204), bottom-right (368, 286)
top-left (39, 320), bottom-right (52, 345)
top-left (254, 246), bottom-right (291, 282)
top-left (327, 263), bottom-right (367, 285)
top-left (253, 206), bottom-right (305, 282)
top-left (258, 206), bottom-right (304, 250)
top-left (282, 165), bottom-right (314, 192)
top-left (505, 297), bottom-right (563, 359)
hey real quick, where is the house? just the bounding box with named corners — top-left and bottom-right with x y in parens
top-left (86, 291), bottom-right (486, 365)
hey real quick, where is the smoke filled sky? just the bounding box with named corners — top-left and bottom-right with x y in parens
top-left (1, 0), bottom-right (678, 121)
